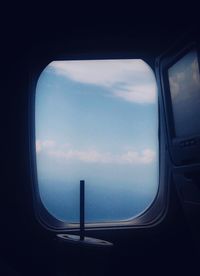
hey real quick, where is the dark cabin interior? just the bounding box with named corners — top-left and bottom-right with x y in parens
top-left (1, 6), bottom-right (200, 276)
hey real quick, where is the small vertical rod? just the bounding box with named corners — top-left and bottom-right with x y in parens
top-left (80, 180), bottom-right (85, 241)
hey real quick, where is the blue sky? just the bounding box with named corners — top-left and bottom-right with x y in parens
top-left (35, 59), bottom-right (159, 223)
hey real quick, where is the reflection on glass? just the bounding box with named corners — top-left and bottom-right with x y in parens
top-left (168, 50), bottom-right (200, 138)
top-left (35, 59), bottom-right (158, 223)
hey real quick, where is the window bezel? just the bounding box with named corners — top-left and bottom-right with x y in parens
top-left (29, 48), bottom-right (169, 232)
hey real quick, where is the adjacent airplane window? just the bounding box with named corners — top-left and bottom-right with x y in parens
top-left (35, 59), bottom-right (158, 224)
top-left (168, 50), bottom-right (200, 138)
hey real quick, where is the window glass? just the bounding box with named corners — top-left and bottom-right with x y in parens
top-left (35, 59), bottom-right (158, 223)
top-left (168, 50), bottom-right (200, 138)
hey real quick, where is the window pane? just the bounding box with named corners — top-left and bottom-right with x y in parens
top-left (168, 50), bottom-right (200, 138)
top-left (35, 59), bottom-right (158, 223)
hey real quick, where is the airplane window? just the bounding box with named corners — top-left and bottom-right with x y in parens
top-left (35, 59), bottom-right (158, 225)
top-left (168, 50), bottom-right (200, 138)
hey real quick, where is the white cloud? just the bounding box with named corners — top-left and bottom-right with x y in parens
top-left (36, 139), bottom-right (156, 165)
top-left (36, 140), bottom-right (56, 153)
top-left (48, 59), bottom-right (157, 104)
top-left (48, 149), bottom-right (112, 163)
top-left (47, 146), bottom-right (156, 165)
top-left (120, 149), bottom-right (155, 164)
top-left (36, 140), bottom-right (42, 153)
top-left (114, 83), bottom-right (156, 104)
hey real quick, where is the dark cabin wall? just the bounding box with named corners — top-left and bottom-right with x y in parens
top-left (0, 6), bottom-right (199, 275)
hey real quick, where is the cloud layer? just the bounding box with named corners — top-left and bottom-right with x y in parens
top-left (48, 59), bottom-right (157, 104)
top-left (36, 140), bottom-right (156, 165)
top-left (36, 140), bottom-right (56, 153)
